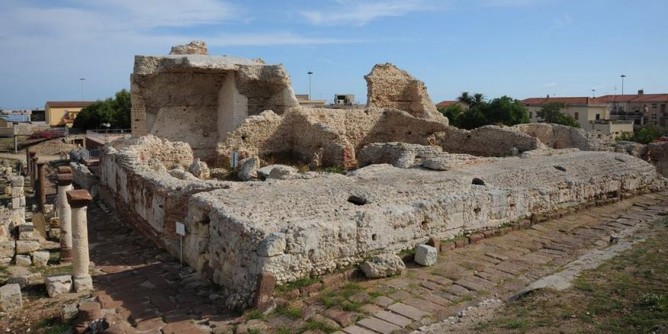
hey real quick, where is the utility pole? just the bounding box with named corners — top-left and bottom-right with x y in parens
top-left (79, 78), bottom-right (86, 101)
top-left (307, 71), bottom-right (313, 100)
top-left (620, 74), bottom-right (626, 95)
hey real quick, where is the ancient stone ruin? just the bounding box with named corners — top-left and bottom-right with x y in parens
top-left (97, 42), bottom-right (668, 309)
top-left (131, 47), bottom-right (299, 160)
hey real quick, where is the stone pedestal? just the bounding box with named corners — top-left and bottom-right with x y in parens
top-left (67, 189), bottom-right (93, 292)
top-left (57, 174), bottom-right (74, 262)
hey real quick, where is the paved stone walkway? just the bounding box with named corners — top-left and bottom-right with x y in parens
top-left (83, 191), bottom-right (667, 334)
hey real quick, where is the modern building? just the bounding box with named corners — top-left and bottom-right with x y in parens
top-left (596, 90), bottom-right (668, 127)
top-left (44, 101), bottom-right (94, 127)
top-left (521, 96), bottom-right (633, 136)
top-left (295, 94), bottom-right (327, 108)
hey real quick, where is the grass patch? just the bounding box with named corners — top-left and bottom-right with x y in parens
top-left (320, 283), bottom-right (365, 310)
top-left (467, 217), bottom-right (668, 333)
top-left (276, 276), bottom-right (320, 293)
top-left (274, 305), bottom-right (303, 319)
top-left (300, 319), bottom-right (338, 333)
top-left (37, 316), bottom-right (71, 334)
top-left (245, 309), bottom-right (264, 320)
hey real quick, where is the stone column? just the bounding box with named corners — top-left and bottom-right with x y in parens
top-left (66, 189), bottom-right (93, 292)
top-left (36, 161), bottom-right (47, 211)
top-left (30, 155), bottom-right (38, 185)
top-left (25, 149), bottom-right (31, 177)
top-left (57, 174), bottom-right (74, 262)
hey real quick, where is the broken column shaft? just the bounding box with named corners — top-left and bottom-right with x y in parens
top-left (67, 189), bottom-right (93, 292)
top-left (57, 173), bottom-right (74, 262)
top-left (36, 160), bottom-right (47, 211)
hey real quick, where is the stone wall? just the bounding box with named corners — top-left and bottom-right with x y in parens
top-left (219, 107), bottom-right (451, 168)
top-left (178, 150), bottom-right (665, 308)
top-left (99, 136), bottom-right (234, 253)
top-left (98, 134), bottom-right (666, 309)
top-left (365, 63), bottom-right (446, 123)
top-left (131, 53), bottom-right (299, 161)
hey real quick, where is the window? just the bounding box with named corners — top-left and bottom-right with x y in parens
top-left (574, 112), bottom-right (579, 119)
top-left (651, 103), bottom-right (658, 108)
top-left (595, 114), bottom-right (600, 121)
top-left (529, 111), bottom-right (533, 118)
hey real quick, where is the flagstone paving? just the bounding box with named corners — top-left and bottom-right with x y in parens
top-left (83, 191), bottom-right (667, 333)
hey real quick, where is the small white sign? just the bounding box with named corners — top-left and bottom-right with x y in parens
top-left (176, 222), bottom-right (186, 236)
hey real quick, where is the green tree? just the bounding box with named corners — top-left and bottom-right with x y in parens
top-left (447, 92), bottom-right (529, 129)
top-left (73, 89), bottom-right (131, 130)
top-left (617, 125), bottom-right (666, 144)
top-left (439, 103), bottom-right (465, 125)
top-left (537, 102), bottom-right (579, 128)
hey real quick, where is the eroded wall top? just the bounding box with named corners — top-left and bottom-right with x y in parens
top-left (365, 63), bottom-right (447, 123)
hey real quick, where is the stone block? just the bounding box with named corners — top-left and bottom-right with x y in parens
top-left (414, 244), bottom-right (437, 267)
top-left (45, 275), bottom-right (72, 297)
top-left (74, 276), bottom-right (93, 293)
top-left (237, 156), bottom-right (259, 181)
top-left (6, 276), bottom-right (29, 289)
top-left (32, 250), bottom-right (50, 267)
top-left (0, 258), bottom-right (11, 266)
top-left (11, 186), bottom-right (23, 197)
top-left (0, 241), bottom-right (14, 258)
top-left (468, 233), bottom-right (485, 244)
top-left (11, 197), bottom-right (21, 210)
top-left (11, 176), bottom-right (23, 187)
top-left (15, 240), bottom-right (40, 254)
top-left (62, 303), bottom-right (79, 322)
top-left (15, 254), bottom-right (32, 267)
top-left (360, 253), bottom-right (405, 278)
top-left (0, 283), bottom-right (22, 312)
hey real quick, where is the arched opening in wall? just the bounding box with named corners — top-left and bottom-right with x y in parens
top-left (421, 220), bottom-right (430, 230)
top-left (472, 178), bottom-right (485, 186)
top-left (372, 234), bottom-right (378, 241)
top-left (474, 207), bottom-right (481, 215)
top-left (308, 249), bottom-right (315, 259)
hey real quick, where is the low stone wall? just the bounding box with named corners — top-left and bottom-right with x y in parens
top-left (99, 136), bottom-right (233, 253)
top-left (180, 150), bottom-right (665, 308)
top-left (98, 135), bottom-right (666, 309)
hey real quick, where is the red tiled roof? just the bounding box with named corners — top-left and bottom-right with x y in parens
top-left (596, 94), bottom-right (668, 103)
top-left (521, 96), bottom-right (606, 106)
top-left (45, 101), bottom-right (95, 108)
top-left (436, 100), bottom-right (460, 108)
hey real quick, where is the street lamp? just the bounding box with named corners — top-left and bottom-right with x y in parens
top-left (307, 71), bottom-right (313, 100)
top-left (620, 74), bottom-right (626, 95)
top-left (79, 78), bottom-right (86, 101)
top-left (592, 89), bottom-right (596, 98)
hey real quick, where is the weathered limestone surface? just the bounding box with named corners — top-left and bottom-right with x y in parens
top-left (365, 63), bottom-right (447, 123)
top-left (219, 107), bottom-right (451, 168)
top-left (132, 49), bottom-right (299, 160)
top-left (360, 253), bottom-right (406, 279)
top-left (181, 150), bottom-right (664, 308)
top-left (0, 284), bottom-right (22, 312)
top-left (649, 142), bottom-right (668, 177)
top-left (415, 244), bottom-right (437, 266)
top-left (45, 275), bottom-right (72, 298)
top-left (514, 123), bottom-right (611, 151)
top-left (169, 40), bottom-right (208, 55)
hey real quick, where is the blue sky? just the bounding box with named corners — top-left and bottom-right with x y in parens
top-left (1, 0), bottom-right (667, 109)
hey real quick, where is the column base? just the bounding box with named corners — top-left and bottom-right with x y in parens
top-left (73, 276), bottom-right (93, 292)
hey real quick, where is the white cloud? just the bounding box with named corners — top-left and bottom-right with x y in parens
top-left (544, 82), bottom-right (558, 87)
top-left (300, 0), bottom-right (433, 26)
